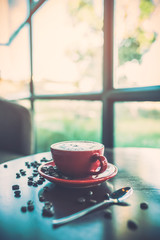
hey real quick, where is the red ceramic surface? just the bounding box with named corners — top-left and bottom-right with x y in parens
top-left (38, 161), bottom-right (118, 188)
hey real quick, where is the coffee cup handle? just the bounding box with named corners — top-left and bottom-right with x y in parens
top-left (89, 153), bottom-right (108, 175)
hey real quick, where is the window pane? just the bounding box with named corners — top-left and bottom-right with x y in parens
top-left (0, 25), bottom-right (30, 99)
top-left (114, 102), bottom-right (160, 148)
top-left (32, 0), bottom-right (103, 94)
top-left (35, 100), bottom-right (102, 152)
top-left (0, 0), bottom-right (29, 44)
top-left (114, 0), bottom-right (160, 88)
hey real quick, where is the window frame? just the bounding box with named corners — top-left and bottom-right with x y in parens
top-left (1, 0), bottom-right (160, 152)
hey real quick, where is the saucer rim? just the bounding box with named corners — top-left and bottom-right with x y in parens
top-left (38, 161), bottom-right (118, 186)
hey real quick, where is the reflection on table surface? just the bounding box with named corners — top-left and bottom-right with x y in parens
top-left (0, 148), bottom-right (160, 240)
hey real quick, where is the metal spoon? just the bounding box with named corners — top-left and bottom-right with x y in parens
top-left (52, 187), bottom-right (133, 226)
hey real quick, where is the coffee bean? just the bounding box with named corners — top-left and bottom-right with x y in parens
top-left (43, 186), bottom-right (49, 192)
top-left (33, 172), bottom-right (39, 177)
top-left (27, 200), bottom-right (34, 206)
top-left (14, 193), bottom-right (21, 198)
top-left (104, 209), bottom-right (112, 219)
top-left (127, 220), bottom-right (138, 230)
top-left (21, 206), bottom-right (27, 212)
top-left (87, 191), bottom-right (94, 196)
top-left (28, 176), bottom-right (34, 181)
top-left (45, 201), bottom-right (53, 207)
top-left (16, 173), bottom-right (21, 178)
top-left (4, 164), bottom-right (8, 168)
top-left (28, 180), bottom-right (33, 186)
top-left (32, 181), bottom-right (38, 187)
top-left (21, 171), bottom-right (26, 176)
top-left (140, 202), bottom-right (148, 210)
top-left (14, 190), bottom-right (21, 195)
top-left (77, 197), bottom-right (86, 204)
top-left (12, 185), bottom-right (19, 190)
top-left (42, 206), bottom-right (54, 217)
top-left (37, 179), bottom-right (43, 185)
top-left (39, 195), bottom-right (45, 202)
top-left (28, 204), bottom-right (34, 211)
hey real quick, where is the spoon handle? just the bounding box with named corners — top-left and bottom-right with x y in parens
top-left (52, 199), bottom-right (113, 226)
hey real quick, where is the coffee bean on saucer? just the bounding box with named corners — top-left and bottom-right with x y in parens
top-left (41, 167), bottom-right (48, 173)
top-left (77, 197), bottom-right (86, 204)
top-left (140, 202), bottom-right (148, 210)
top-left (127, 220), bottom-right (138, 230)
top-left (12, 185), bottom-right (19, 190)
top-left (4, 164), bottom-right (8, 168)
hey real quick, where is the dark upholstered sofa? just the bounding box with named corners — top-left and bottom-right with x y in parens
top-left (0, 98), bottom-right (33, 164)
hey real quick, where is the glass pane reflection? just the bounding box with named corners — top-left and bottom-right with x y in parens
top-left (114, 0), bottom-right (160, 88)
top-left (114, 102), bottom-right (160, 148)
top-left (35, 100), bottom-right (102, 152)
top-left (32, 0), bottom-right (103, 94)
top-left (0, 25), bottom-right (30, 99)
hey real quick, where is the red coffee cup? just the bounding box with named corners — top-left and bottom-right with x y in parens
top-left (50, 141), bottom-right (108, 178)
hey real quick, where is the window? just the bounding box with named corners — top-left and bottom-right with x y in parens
top-left (0, 0), bottom-right (160, 152)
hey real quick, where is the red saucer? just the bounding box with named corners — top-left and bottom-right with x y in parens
top-left (38, 161), bottom-right (118, 188)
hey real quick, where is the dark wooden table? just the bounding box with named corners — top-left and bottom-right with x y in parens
top-left (0, 148), bottom-right (160, 240)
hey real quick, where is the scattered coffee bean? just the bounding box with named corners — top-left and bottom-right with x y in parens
top-left (14, 190), bottom-right (21, 195)
top-left (28, 204), bottom-right (34, 211)
top-left (89, 199), bottom-right (97, 204)
top-left (45, 201), bottom-right (53, 207)
top-left (37, 179), bottom-right (43, 185)
top-left (87, 191), bottom-right (93, 196)
top-left (127, 220), bottom-right (138, 230)
top-left (39, 195), bottom-right (45, 202)
top-left (33, 172), bottom-right (39, 177)
top-left (104, 209), bottom-right (112, 219)
top-left (27, 200), bottom-right (34, 206)
top-left (77, 197), bottom-right (86, 204)
top-left (12, 185), bottom-right (19, 190)
top-left (140, 202), bottom-right (148, 210)
top-left (4, 164), bottom-right (8, 168)
top-left (21, 206), bottom-right (27, 212)
top-left (42, 206), bottom-right (54, 217)
top-left (28, 176), bottom-right (34, 181)
top-left (28, 180), bottom-right (33, 186)
top-left (16, 173), bottom-right (21, 178)
top-left (43, 186), bottom-right (49, 192)
top-left (32, 181), bottom-right (38, 187)
top-left (14, 193), bottom-right (21, 198)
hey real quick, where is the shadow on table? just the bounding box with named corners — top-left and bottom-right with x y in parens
top-left (38, 181), bottom-right (114, 218)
